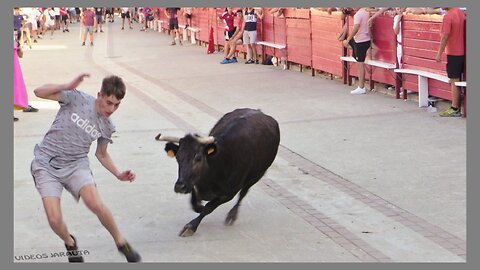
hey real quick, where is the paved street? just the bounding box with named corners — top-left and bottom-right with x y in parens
top-left (13, 19), bottom-right (466, 262)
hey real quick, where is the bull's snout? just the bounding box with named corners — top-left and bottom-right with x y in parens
top-left (174, 181), bottom-right (189, 194)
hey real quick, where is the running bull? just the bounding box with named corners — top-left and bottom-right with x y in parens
top-left (155, 108), bottom-right (280, 237)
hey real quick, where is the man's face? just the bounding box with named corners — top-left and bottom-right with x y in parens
top-left (97, 92), bottom-right (121, 118)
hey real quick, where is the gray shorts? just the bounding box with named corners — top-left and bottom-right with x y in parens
top-left (84, 25), bottom-right (94, 34)
top-left (30, 157), bottom-right (95, 201)
top-left (243, 30), bottom-right (257, 44)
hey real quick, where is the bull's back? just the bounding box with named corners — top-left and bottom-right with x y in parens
top-left (210, 109), bottom-right (280, 176)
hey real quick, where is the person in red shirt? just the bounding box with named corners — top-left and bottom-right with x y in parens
top-left (219, 8), bottom-right (236, 64)
top-left (81, 7), bottom-right (97, 46)
top-left (60, 7), bottom-right (69, 32)
top-left (436, 7), bottom-right (466, 117)
top-left (224, 9), bottom-right (245, 63)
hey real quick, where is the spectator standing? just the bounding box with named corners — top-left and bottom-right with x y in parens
top-left (27, 7), bottom-right (42, 43)
top-left (94, 7), bottom-right (104, 33)
top-left (243, 7), bottom-right (263, 64)
top-left (60, 7), bottom-right (70, 32)
top-left (43, 7), bottom-right (56, 38)
top-left (105, 7), bottom-right (114, 23)
top-left (183, 7), bottom-right (193, 28)
top-left (436, 7), bottom-right (466, 117)
top-left (53, 7), bottom-right (61, 30)
top-left (13, 8), bottom-right (24, 43)
top-left (165, 7), bottom-right (182, 45)
top-left (120, 7), bottom-right (132, 30)
top-left (342, 7), bottom-right (371, 94)
top-left (81, 7), bottom-right (96, 46)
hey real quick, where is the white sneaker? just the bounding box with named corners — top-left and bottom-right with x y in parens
top-left (350, 87), bottom-right (366, 95)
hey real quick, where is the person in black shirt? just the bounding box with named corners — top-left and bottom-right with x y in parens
top-left (94, 7), bottom-right (104, 33)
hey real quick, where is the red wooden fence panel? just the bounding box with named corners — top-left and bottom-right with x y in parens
top-left (194, 8), bottom-right (210, 43)
top-left (285, 8), bottom-right (312, 67)
top-left (260, 9), bottom-right (287, 59)
top-left (311, 9), bottom-right (343, 77)
top-left (402, 14), bottom-right (450, 100)
top-left (370, 14), bottom-right (397, 86)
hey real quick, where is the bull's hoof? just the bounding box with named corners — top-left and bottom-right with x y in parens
top-left (179, 224), bottom-right (196, 237)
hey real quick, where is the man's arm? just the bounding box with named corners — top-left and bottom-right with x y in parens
top-left (436, 33), bottom-right (449, 62)
top-left (34, 73), bottom-right (90, 101)
top-left (255, 8), bottom-right (263, 19)
top-left (368, 7), bottom-right (389, 27)
top-left (343, 23), bottom-right (360, 48)
top-left (393, 14), bottom-right (402, 35)
top-left (95, 142), bottom-right (136, 182)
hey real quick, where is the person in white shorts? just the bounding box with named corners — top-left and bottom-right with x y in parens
top-left (243, 7), bottom-right (263, 64)
top-left (31, 73), bottom-right (141, 263)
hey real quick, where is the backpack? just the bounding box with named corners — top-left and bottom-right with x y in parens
top-left (262, 55), bottom-right (274, 65)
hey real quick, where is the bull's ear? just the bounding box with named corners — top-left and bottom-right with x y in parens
top-left (205, 143), bottom-right (216, 156)
top-left (165, 142), bottom-right (179, 158)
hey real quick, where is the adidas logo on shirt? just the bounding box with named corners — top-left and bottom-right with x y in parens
top-left (71, 113), bottom-right (101, 139)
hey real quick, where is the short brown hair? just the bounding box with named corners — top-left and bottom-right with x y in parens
top-left (101, 75), bottom-right (126, 100)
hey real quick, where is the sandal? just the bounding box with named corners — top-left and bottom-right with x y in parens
top-left (65, 234), bottom-right (84, 263)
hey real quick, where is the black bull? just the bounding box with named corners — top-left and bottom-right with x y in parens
top-left (155, 108), bottom-right (280, 236)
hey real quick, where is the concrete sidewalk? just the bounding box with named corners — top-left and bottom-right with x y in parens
top-left (14, 20), bottom-right (466, 263)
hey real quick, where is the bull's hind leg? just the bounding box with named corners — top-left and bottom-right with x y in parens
top-left (225, 188), bottom-right (250, 226)
top-left (180, 196), bottom-right (230, 237)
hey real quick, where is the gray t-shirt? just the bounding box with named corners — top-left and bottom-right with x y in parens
top-left (35, 90), bottom-right (115, 167)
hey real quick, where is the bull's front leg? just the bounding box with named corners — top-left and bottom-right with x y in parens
top-left (179, 196), bottom-right (230, 237)
top-left (190, 188), bottom-right (204, 213)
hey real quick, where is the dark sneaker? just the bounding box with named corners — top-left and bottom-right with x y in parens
top-left (117, 242), bottom-right (141, 262)
top-left (90, 42), bottom-right (94, 46)
top-left (82, 42), bottom-right (85, 46)
top-left (255, 59), bottom-right (259, 64)
top-left (65, 234), bottom-right (84, 263)
top-left (170, 41), bottom-right (176, 46)
top-left (23, 105), bottom-right (39, 112)
top-left (439, 107), bottom-right (461, 117)
top-left (245, 59), bottom-right (254, 64)
top-left (228, 57), bottom-right (238, 63)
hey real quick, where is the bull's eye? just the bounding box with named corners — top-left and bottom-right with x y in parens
top-left (194, 154), bottom-right (202, 163)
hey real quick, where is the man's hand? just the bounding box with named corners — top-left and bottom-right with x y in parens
top-left (117, 170), bottom-right (136, 182)
top-left (435, 52), bottom-right (442, 63)
top-left (368, 18), bottom-right (374, 27)
top-left (342, 39), bottom-right (351, 49)
top-left (66, 73), bottom-right (90, 90)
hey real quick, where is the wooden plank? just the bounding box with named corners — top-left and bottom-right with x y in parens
top-left (403, 56), bottom-right (445, 71)
top-left (403, 30), bottom-right (441, 41)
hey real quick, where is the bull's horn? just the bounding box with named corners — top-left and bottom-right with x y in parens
top-left (195, 135), bottom-right (215, 144)
top-left (155, 133), bottom-right (180, 143)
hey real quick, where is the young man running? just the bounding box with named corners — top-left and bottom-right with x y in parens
top-left (31, 73), bottom-right (142, 263)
